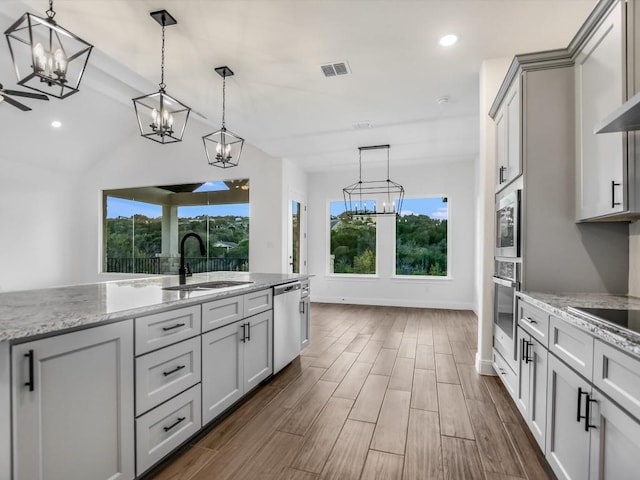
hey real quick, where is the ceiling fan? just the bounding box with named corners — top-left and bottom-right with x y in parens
top-left (0, 83), bottom-right (49, 111)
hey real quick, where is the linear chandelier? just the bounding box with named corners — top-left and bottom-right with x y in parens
top-left (132, 10), bottom-right (191, 144)
top-left (4, 0), bottom-right (93, 99)
top-left (203, 66), bottom-right (244, 168)
top-left (343, 144), bottom-right (405, 217)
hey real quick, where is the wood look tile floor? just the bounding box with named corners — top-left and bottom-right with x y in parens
top-left (149, 304), bottom-right (554, 480)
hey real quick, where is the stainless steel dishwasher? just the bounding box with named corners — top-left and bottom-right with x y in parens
top-left (273, 281), bottom-right (301, 373)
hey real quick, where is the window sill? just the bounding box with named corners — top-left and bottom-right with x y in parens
top-left (325, 274), bottom-right (380, 280)
top-left (391, 275), bottom-right (452, 281)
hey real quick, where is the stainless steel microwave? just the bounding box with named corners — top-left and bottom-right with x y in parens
top-left (495, 189), bottom-right (520, 258)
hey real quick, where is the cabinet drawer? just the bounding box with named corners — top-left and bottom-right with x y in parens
top-left (136, 384), bottom-right (202, 475)
top-left (494, 326), bottom-right (516, 372)
top-left (518, 301), bottom-right (549, 347)
top-left (493, 348), bottom-right (517, 400)
top-left (549, 317), bottom-right (594, 381)
top-left (135, 306), bottom-right (201, 355)
top-left (245, 289), bottom-right (272, 317)
top-left (135, 336), bottom-right (201, 416)
top-left (594, 340), bottom-right (640, 420)
top-left (202, 295), bottom-right (244, 332)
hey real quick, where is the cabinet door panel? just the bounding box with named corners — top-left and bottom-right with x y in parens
top-left (244, 310), bottom-right (273, 392)
top-left (529, 338), bottom-right (548, 451)
top-left (576, 1), bottom-right (625, 219)
top-left (546, 354), bottom-right (591, 480)
top-left (301, 298), bottom-right (310, 349)
top-left (506, 82), bottom-right (521, 183)
top-left (589, 392), bottom-right (640, 480)
top-left (12, 321), bottom-right (134, 480)
top-left (495, 109), bottom-right (507, 190)
top-left (202, 322), bottom-right (243, 425)
top-left (515, 327), bottom-right (531, 418)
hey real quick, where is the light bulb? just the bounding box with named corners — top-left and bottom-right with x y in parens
top-left (33, 43), bottom-right (46, 74)
top-left (52, 49), bottom-right (67, 79)
top-left (216, 143), bottom-right (222, 154)
top-left (151, 108), bottom-right (159, 128)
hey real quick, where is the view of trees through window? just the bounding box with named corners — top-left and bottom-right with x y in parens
top-left (329, 201), bottom-right (377, 274)
top-left (396, 197), bottom-right (448, 276)
top-left (104, 181), bottom-right (250, 274)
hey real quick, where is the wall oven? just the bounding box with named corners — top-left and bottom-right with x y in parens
top-left (495, 189), bottom-right (520, 258)
top-left (493, 259), bottom-right (520, 370)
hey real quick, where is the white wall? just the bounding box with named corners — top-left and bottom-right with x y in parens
top-left (476, 57), bottom-right (514, 374)
top-left (308, 160), bottom-right (476, 309)
top-left (0, 158), bottom-right (79, 292)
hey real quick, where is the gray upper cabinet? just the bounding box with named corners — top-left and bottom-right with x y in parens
top-left (11, 321), bottom-right (135, 480)
top-left (494, 79), bottom-right (522, 192)
top-left (575, 0), bottom-right (627, 220)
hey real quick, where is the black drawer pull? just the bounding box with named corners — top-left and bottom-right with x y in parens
top-left (247, 322), bottom-right (251, 341)
top-left (163, 416), bottom-right (186, 432)
top-left (162, 323), bottom-right (186, 332)
top-left (585, 395), bottom-right (597, 431)
top-left (577, 387), bottom-right (588, 423)
top-left (163, 365), bottom-right (186, 376)
top-left (24, 350), bottom-right (34, 392)
top-left (523, 316), bottom-right (537, 325)
top-left (240, 323), bottom-right (246, 343)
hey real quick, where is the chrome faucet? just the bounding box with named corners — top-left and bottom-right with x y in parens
top-left (179, 232), bottom-right (206, 284)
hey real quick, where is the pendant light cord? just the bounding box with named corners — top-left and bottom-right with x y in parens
top-left (221, 73), bottom-right (226, 128)
top-left (159, 15), bottom-right (166, 91)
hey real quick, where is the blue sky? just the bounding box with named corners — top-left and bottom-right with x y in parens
top-left (330, 197), bottom-right (448, 219)
top-left (106, 197), bottom-right (249, 219)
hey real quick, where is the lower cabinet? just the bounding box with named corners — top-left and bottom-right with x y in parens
top-left (515, 327), bottom-right (548, 450)
top-left (202, 310), bottom-right (273, 425)
top-left (11, 321), bottom-right (135, 480)
top-left (546, 353), bottom-right (591, 480)
top-left (300, 296), bottom-right (310, 349)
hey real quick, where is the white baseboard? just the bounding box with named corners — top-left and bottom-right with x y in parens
top-left (475, 352), bottom-right (496, 375)
top-left (311, 296), bottom-right (475, 311)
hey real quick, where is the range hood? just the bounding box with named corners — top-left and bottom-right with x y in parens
top-left (596, 90), bottom-right (640, 133)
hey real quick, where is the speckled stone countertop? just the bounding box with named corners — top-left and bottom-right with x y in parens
top-left (517, 291), bottom-right (640, 359)
top-left (0, 272), bottom-right (309, 343)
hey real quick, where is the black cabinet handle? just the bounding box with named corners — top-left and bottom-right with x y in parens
top-left (163, 365), bottom-right (186, 376)
top-left (240, 323), bottom-right (246, 343)
top-left (525, 341), bottom-right (533, 364)
top-left (247, 322), bottom-right (251, 342)
top-left (577, 387), bottom-right (588, 423)
top-left (162, 323), bottom-right (186, 332)
top-left (585, 395), bottom-right (597, 431)
top-left (611, 181), bottom-right (621, 208)
top-left (163, 416), bottom-right (186, 432)
top-left (24, 350), bottom-right (34, 392)
top-left (520, 338), bottom-right (526, 362)
top-left (499, 166), bottom-right (506, 184)
top-left (523, 316), bottom-right (537, 325)
top-left (300, 301), bottom-right (305, 314)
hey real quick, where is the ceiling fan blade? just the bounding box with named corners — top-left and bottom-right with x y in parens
top-left (3, 89), bottom-right (49, 101)
top-left (3, 96), bottom-right (32, 111)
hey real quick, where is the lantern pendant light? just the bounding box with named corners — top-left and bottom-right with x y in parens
top-left (132, 10), bottom-right (191, 144)
top-left (203, 66), bottom-right (244, 168)
top-left (4, 0), bottom-right (93, 99)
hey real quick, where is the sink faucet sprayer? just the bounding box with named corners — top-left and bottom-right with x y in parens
top-left (179, 232), bottom-right (206, 284)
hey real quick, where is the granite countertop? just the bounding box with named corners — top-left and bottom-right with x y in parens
top-left (517, 291), bottom-right (640, 358)
top-left (0, 272), bottom-right (309, 343)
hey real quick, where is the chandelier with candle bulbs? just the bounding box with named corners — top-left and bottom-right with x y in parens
top-left (203, 66), bottom-right (244, 168)
top-left (132, 10), bottom-right (191, 144)
top-left (4, 0), bottom-right (93, 99)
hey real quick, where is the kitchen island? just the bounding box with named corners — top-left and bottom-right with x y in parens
top-left (0, 272), bottom-right (310, 480)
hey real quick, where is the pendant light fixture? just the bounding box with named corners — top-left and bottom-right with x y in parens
top-left (132, 10), bottom-right (191, 144)
top-left (343, 144), bottom-right (405, 216)
top-left (203, 66), bottom-right (244, 168)
top-left (4, 0), bottom-right (93, 99)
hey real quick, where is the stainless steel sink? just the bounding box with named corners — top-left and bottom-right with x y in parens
top-left (163, 280), bottom-right (253, 291)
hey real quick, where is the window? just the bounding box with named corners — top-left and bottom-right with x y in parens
top-left (329, 200), bottom-right (377, 274)
top-left (104, 180), bottom-right (249, 274)
top-left (396, 197), bottom-right (448, 276)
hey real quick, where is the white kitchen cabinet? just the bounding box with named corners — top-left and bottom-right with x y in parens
top-left (588, 390), bottom-right (640, 480)
top-left (243, 310), bottom-right (273, 391)
top-left (11, 321), bottom-right (135, 480)
top-left (202, 310), bottom-right (273, 425)
top-left (300, 296), bottom-right (310, 349)
top-left (575, 0), bottom-right (627, 220)
top-left (545, 353), bottom-right (591, 480)
top-left (494, 80), bottom-right (522, 192)
top-left (515, 327), bottom-right (548, 451)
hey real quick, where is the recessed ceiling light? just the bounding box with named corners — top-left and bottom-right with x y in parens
top-left (439, 34), bottom-right (458, 47)
top-left (51, 120), bottom-right (62, 128)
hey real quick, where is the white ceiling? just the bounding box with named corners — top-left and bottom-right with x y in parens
top-left (1, 0), bottom-right (596, 173)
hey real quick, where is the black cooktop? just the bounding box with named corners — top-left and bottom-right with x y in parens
top-left (569, 307), bottom-right (640, 335)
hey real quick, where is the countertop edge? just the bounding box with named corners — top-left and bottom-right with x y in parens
top-left (517, 291), bottom-right (640, 360)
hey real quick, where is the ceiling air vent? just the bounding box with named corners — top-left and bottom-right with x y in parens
top-left (321, 61), bottom-right (351, 77)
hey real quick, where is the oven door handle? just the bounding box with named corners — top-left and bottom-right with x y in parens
top-left (492, 276), bottom-right (518, 289)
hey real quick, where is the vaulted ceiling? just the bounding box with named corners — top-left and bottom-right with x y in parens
top-left (0, 1), bottom-right (595, 173)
